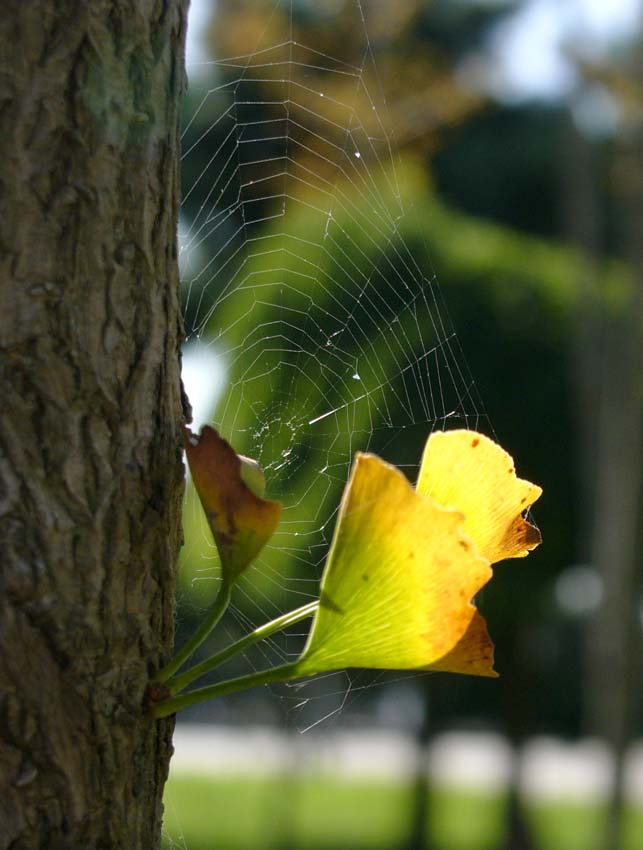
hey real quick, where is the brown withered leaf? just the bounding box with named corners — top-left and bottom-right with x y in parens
top-left (184, 425), bottom-right (282, 584)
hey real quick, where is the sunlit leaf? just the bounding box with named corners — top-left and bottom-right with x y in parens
top-left (416, 430), bottom-right (542, 563)
top-left (183, 426), bottom-right (282, 584)
top-left (293, 430), bottom-right (541, 679)
top-left (293, 452), bottom-right (494, 677)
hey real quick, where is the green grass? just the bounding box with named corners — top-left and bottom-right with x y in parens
top-left (162, 773), bottom-right (643, 850)
top-left (163, 775), bottom-right (414, 850)
top-left (526, 800), bottom-right (643, 850)
top-left (428, 786), bottom-right (507, 850)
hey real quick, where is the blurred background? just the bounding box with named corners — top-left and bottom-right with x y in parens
top-left (165, 1), bottom-right (643, 849)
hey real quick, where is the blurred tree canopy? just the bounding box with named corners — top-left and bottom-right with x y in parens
top-left (177, 0), bottom-right (642, 742)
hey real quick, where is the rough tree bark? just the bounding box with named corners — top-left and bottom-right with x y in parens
top-left (0, 2), bottom-right (189, 848)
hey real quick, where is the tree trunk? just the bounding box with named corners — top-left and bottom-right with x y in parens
top-left (564, 72), bottom-right (642, 850)
top-left (0, 2), bottom-right (188, 848)
top-left (588, 57), bottom-right (643, 849)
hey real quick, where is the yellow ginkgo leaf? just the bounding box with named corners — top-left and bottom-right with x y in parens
top-left (416, 430), bottom-right (542, 564)
top-left (294, 452), bottom-right (496, 678)
top-left (428, 610), bottom-right (495, 676)
top-left (290, 429), bottom-right (541, 681)
top-left (150, 429), bottom-right (542, 717)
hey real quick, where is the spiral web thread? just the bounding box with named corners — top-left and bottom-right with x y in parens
top-left (177, 0), bottom-right (486, 729)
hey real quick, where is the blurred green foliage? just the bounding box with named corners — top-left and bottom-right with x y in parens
top-left (177, 155), bottom-right (631, 735)
top-left (176, 0), bottom-right (641, 740)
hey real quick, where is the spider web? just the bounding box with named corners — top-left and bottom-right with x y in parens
top-left (177, 0), bottom-right (487, 729)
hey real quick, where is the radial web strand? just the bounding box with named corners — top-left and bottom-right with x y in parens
top-left (177, 0), bottom-right (487, 727)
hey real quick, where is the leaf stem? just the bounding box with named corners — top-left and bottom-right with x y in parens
top-left (167, 600), bottom-right (318, 694)
top-left (155, 581), bottom-right (233, 683)
top-left (151, 662), bottom-right (302, 719)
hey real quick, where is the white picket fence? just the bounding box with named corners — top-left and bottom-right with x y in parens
top-left (170, 724), bottom-right (643, 805)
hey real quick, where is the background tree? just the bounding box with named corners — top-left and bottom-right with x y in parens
top-left (175, 3), bottom-right (641, 847)
top-left (182, 0), bottom-right (642, 746)
top-left (0, 2), bottom-right (188, 847)
top-left (567, 42), bottom-right (643, 850)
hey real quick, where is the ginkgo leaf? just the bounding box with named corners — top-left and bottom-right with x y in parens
top-left (150, 429), bottom-right (542, 718)
top-left (184, 426), bottom-right (282, 584)
top-left (416, 430), bottom-right (542, 563)
top-left (293, 452), bottom-right (496, 678)
top-left (291, 429), bottom-right (541, 681)
top-left (428, 610), bottom-right (495, 676)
